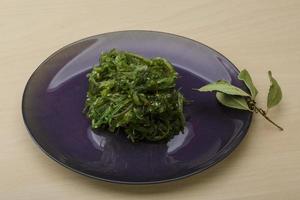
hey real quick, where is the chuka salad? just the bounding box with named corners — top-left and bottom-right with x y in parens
top-left (84, 49), bottom-right (186, 142)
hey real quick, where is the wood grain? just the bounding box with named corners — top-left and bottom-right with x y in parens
top-left (1, 0), bottom-right (300, 199)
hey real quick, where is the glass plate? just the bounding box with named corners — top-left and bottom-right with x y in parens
top-left (22, 30), bottom-right (252, 184)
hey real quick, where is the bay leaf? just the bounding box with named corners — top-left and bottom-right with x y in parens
top-left (216, 92), bottom-right (251, 111)
top-left (238, 69), bottom-right (258, 99)
top-left (198, 80), bottom-right (250, 96)
top-left (267, 71), bottom-right (282, 109)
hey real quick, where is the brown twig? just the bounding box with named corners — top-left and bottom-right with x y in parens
top-left (246, 98), bottom-right (283, 131)
top-left (255, 106), bottom-right (284, 131)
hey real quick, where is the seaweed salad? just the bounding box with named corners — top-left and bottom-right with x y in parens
top-left (84, 49), bottom-right (185, 142)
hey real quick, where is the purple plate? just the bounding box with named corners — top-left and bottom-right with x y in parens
top-left (22, 30), bottom-right (252, 184)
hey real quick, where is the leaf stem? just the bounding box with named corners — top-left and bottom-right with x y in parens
top-left (254, 106), bottom-right (284, 131)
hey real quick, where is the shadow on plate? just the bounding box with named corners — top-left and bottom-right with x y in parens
top-left (72, 125), bottom-right (253, 195)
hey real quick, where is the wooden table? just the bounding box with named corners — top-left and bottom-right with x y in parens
top-left (1, 0), bottom-right (300, 199)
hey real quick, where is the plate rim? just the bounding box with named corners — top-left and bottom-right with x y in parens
top-left (22, 30), bottom-right (252, 185)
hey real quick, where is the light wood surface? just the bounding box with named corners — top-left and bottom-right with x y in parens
top-left (1, 0), bottom-right (300, 199)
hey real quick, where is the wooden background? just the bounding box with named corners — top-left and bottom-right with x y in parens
top-left (1, 0), bottom-right (300, 199)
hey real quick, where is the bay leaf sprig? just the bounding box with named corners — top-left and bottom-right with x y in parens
top-left (197, 69), bottom-right (283, 131)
